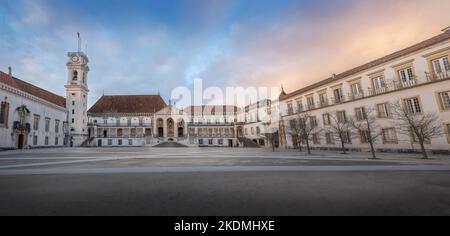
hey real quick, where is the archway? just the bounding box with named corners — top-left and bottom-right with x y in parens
top-left (177, 119), bottom-right (185, 137)
top-left (237, 126), bottom-right (244, 137)
top-left (157, 118), bottom-right (164, 138)
top-left (17, 134), bottom-right (24, 149)
top-left (167, 118), bottom-right (174, 138)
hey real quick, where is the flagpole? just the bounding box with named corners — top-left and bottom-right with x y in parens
top-left (77, 32), bottom-right (81, 52)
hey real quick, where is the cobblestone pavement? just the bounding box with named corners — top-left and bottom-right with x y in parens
top-left (0, 147), bottom-right (449, 215)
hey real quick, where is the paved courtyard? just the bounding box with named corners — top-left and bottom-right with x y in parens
top-left (0, 147), bottom-right (450, 215)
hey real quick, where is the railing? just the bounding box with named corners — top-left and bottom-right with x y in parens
top-left (97, 135), bottom-right (145, 139)
top-left (284, 72), bottom-right (449, 116)
top-left (89, 122), bottom-right (152, 127)
top-left (187, 122), bottom-right (240, 126)
top-left (426, 70), bottom-right (450, 82)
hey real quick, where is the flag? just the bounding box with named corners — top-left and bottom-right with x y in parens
top-left (77, 32), bottom-right (80, 38)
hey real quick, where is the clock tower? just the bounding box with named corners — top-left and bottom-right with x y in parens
top-left (65, 52), bottom-right (89, 147)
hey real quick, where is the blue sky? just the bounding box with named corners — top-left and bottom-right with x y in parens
top-left (1, 0), bottom-right (449, 107)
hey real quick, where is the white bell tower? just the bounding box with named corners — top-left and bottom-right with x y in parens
top-left (65, 51), bottom-right (89, 147)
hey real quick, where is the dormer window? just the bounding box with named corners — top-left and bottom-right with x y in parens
top-left (72, 71), bottom-right (78, 81)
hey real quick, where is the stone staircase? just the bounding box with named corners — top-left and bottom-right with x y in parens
top-left (238, 137), bottom-right (260, 148)
top-left (153, 142), bottom-right (188, 148)
top-left (80, 137), bottom-right (95, 147)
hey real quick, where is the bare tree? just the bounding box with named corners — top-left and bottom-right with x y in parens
top-left (295, 112), bottom-right (321, 155)
top-left (391, 101), bottom-right (443, 159)
top-left (287, 118), bottom-right (302, 152)
top-left (328, 111), bottom-right (351, 154)
top-left (348, 107), bottom-right (382, 159)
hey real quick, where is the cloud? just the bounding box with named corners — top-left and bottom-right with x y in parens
top-left (1, 0), bottom-right (450, 107)
top-left (199, 0), bottom-right (450, 95)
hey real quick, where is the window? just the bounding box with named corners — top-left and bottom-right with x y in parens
top-left (438, 91), bottom-right (450, 110)
top-left (55, 137), bottom-right (59, 145)
top-left (55, 120), bottom-right (60, 133)
top-left (310, 116), bottom-right (318, 128)
top-left (342, 131), bottom-right (352, 144)
top-left (218, 139), bottom-right (223, 145)
top-left (398, 67), bottom-right (415, 84)
top-left (360, 130), bottom-right (370, 143)
top-left (372, 76), bottom-right (386, 94)
top-left (108, 139), bottom-right (113, 145)
top-left (287, 103), bottom-right (294, 115)
top-left (323, 113), bottom-right (331, 126)
top-left (72, 101), bottom-right (75, 106)
top-left (410, 129), bottom-right (431, 144)
top-left (0, 101), bottom-right (9, 127)
top-left (296, 100), bottom-right (303, 112)
top-left (350, 83), bottom-right (362, 97)
top-left (118, 139), bottom-right (123, 145)
top-left (33, 136), bottom-right (38, 145)
top-left (72, 70), bottom-right (78, 81)
top-left (128, 139), bottom-right (133, 145)
top-left (313, 133), bottom-right (320, 144)
top-left (377, 103), bottom-right (391, 118)
top-left (199, 139), bottom-right (204, 145)
top-left (45, 136), bottom-right (49, 146)
top-left (45, 118), bottom-right (50, 132)
top-left (325, 132), bottom-right (334, 144)
top-left (319, 93), bottom-right (328, 106)
top-left (72, 118), bottom-right (75, 124)
top-left (307, 96), bottom-right (315, 109)
top-left (333, 88), bottom-right (343, 103)
top-left (337, 111), bottom-right (347, 123)
top-left (404, 97), bottom-right (422, 114)
top-left (432, 56), bottom-right (450, 74)
top-left (209, 139), bottom-right (213, 145)
top-left (72, 109), bottom-right (75, 114)
top-left (382, 128), bottom-right (397, 143)
top-left (33, 115), bottom-right (40, 130)
top-left (355, 107), bottom-right (366, 121)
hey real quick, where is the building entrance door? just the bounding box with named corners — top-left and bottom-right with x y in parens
top-left (17, 134), bottom-right (24, 149)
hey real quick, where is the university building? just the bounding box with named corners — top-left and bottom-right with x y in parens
top-left (279, 28), bottom-right (450, 153)
top-left (1, 28), bottom-right (449, 152)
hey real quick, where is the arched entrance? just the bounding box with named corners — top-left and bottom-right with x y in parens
top-left (157, 118), bottom-right (164, 138)
top-left (167, 118), bottom-right (174, 138)
top-left (237, 126), bottom-right (244, 137)
top-left (177, 119), bottom-right (185, 137)
top-left (17, 134), bottom-right (24, 149)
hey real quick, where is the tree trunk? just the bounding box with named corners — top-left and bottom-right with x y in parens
top-left (369, 140), bottom-right (376, 159)
top-left (306, 138), bottom-right (311, 155)
top-left (419, 139), bottom-right (428, 159)
top-left (341, 140), bottom-right (347, 154)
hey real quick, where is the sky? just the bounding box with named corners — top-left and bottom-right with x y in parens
top-left (1, 0), bottom-right (450, 107)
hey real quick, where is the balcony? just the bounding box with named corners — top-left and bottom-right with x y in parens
top-left (426, 70), bottom-right (450, 82)
top-left (332, 96), bottom-right (345, 105)
top-left (89, 122), bottom-right (152, 127)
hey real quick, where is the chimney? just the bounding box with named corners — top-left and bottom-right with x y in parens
top-left (442, 26), bottom-right (450, 33)
top-left (332, 73), bottom-right (337, 79)
top-left (8, 66), bottom-right (12, 77)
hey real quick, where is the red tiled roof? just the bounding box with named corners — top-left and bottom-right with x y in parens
top-left (88, 95), bottom-right (166, 114)
top-left (184, 105), bottom-right (239, 114)
top-left (280, 31), bottom-right (450, 100)
top-left (0, 71), bottom-right (66, 108)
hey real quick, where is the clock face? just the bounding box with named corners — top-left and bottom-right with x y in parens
top-left (71, 56), bottom-right (79, 62)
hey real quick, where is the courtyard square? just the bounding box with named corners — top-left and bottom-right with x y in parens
top-left (0, 148), bottom-right (450, 216)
